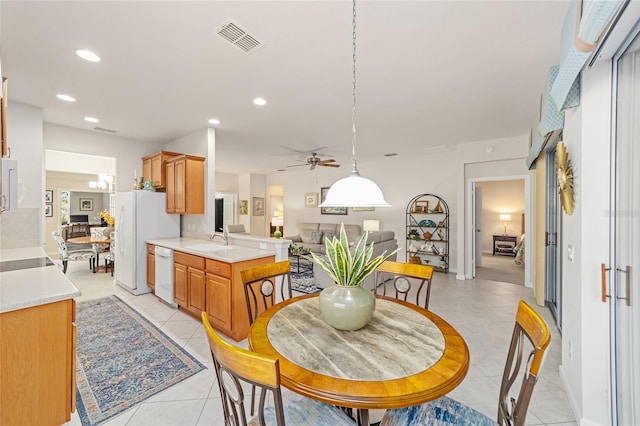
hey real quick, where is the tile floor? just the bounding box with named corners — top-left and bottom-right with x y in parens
top-left (62, 260), bottom-right (576, 426)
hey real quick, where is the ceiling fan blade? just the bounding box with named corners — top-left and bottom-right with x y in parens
top-left (278, 145), bottom-right (329, 156)
top-left (286, 163), bottom-right (308, 168)
top-left (320, 163), bottom-right (340, 168)
top-left (317, 159), bottom-right (336, 164)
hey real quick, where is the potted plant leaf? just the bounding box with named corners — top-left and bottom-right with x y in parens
top-left (306, 223), bottom-right (398, 330)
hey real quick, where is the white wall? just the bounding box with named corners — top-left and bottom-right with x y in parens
top-left (560, 61), bottom-right (612, 425)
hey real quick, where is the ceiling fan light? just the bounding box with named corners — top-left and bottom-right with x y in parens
top-left (319, 171), bottom-right (390, 208)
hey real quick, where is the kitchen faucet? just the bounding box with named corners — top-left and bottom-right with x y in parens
top-left (209, 229), bottom-right (228, 245)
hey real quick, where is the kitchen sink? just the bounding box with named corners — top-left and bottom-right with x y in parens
top-left (182, 243), bottom-right (233, 253)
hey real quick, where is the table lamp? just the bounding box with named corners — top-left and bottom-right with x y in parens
top-left (499, 213), bottom-right (512, 235)
top-left (272, 216), bottom-right (284, 238)
top-left (362, 219), bottom-right (380, 232)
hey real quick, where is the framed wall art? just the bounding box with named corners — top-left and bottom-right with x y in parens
top-left (44, 204), bottom-right (53, 217)
top-left (239, 199), bottom-right (248, 215)
top-left (304, 192), bottom-right (318, 208)
top-left (79, 198), bottom-right (93, 211)
top-left (320, 187), bottom-right (347, 215)
top-left (252, 197), bottom-right (264, 216)
top-left (45, 190), bottom-right (53, 203)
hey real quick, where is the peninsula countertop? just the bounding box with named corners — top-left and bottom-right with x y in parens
top-left (0, 247), bottom-right (81, 313)
top-left (146, 237), bottom-right (276, 263)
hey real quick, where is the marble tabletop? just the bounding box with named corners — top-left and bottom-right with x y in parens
top-left (267, 297), bottom-right (445, 381)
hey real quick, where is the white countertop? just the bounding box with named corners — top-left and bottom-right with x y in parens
top-left (0, 247), bottom-right (81, 314)
top-left (146, 237), bottom-right (276, 263)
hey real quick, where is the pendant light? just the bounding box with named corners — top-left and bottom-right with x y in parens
top-left (319, 0), bottom-right (390, 208)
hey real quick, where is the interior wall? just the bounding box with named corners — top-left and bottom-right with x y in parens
top-left (475, 180), bottom-right (525, 252)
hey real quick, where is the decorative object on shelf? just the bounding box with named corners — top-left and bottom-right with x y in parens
top-left (252, 197), bottom-right (264, 216)
top-left (556, 141), bottom-right (575, 215)
top-left (408, 243), bottom-right (418, 253)
top-left (318, 0), bottom-right (390, 209)
top-left (406, 194), bottom-right (449, 272)
top-left (79, 198), bottom-right (93, 211)
top-left (307, 223), bottom-right (398, 330)
top-left (142, 180), bottom-right (156, 191)
top-left (408, 256), bottom-right (422, 265)
top-left (239, 199), bottom-right (248, 215)
top-left (320, 187), bottom-right (347, 215)
top-left (499, 213), bottom-right (512, 235)
top-left (97, 209), bottom-right (115, 226)
top-left (304, 192), bottom-right (318, 208)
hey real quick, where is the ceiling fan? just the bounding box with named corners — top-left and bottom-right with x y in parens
top-left (287, 153), bottom-right (341, 171)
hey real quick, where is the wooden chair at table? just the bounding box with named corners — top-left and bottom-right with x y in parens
top-left (373, 260), bottom-right (435, 310)
top-left (201, 312), bottom-right (355, 426)
top-left (240, 260), bottom-right (294, 415)
top-left (380, 300), bottom-right (551, 426)
top-left (51, 231), bottom-right (96, 274)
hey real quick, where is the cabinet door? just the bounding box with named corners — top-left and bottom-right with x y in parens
top-left (142, 158), bottom-right (151, 185)
top-left (174, 158), bottom-right (186, 214)
top-left (150, 154), bottom-right (163, 187)
top-left (187, 268), bottom-right (206, 313)
top-left (206, 273), bottom-right (231, 330)
top-left (146, 253), bottom-right (155, 290)
top-left (173, 263), bottom-right (187, 306)
top-left (166, 160), bottom-right (176, 213)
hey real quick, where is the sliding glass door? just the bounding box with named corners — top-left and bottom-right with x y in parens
top-left (611, 24), bottom-right (640, 425)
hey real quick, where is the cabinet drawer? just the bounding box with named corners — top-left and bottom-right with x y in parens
top-left (174, 251), bottom-right (205, 269)
top-left (206, 259), bottom-right (231, 278)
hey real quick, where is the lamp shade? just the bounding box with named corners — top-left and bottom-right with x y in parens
top-left (272, 216), bottom-right (284, 227)
top-left (362, 220), bottom-right (380, 232)
top-left (319, 172), bottom-right (390, 208)
top-left (499, 213), bottom-right (512, 222)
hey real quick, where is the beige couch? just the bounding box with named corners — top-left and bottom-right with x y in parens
top-left (286, 222), bottom-right (398, 289)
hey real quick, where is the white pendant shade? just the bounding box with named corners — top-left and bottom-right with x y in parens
top-left (320, 171), bottom-right (390, 208)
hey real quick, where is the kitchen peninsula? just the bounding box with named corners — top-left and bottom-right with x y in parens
top-left (146, 237), bottom-right (278, 341)
top-left (0, 247), bottom-right (81, 425)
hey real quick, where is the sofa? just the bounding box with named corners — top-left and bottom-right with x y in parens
top-left (286, 222), bottom-right (398, 289)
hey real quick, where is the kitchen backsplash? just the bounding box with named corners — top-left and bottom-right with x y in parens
top-left (0, 208), bottom-right (40, 249)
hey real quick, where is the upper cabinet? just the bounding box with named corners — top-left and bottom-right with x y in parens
top-left (166, 155), bottom-right (205, 214)
top-left (142, 150), bottom-right (181, 191)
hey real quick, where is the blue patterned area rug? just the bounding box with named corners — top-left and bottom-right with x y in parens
top-left (75, 295), bottom-right (206, 426)
top-left (291, 272), bottom-right (322, 294)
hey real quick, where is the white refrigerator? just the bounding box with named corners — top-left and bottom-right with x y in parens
top-left (114, 191), bottom-right (180, 295)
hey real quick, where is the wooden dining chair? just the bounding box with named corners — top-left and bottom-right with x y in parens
top-left (240, 260), bottom-right (294, 415)
top-left (380, 300), bottom-right (551, 426)
top-left (201, 312), bottom-right (355, 426)
top-left (373, 260), bottom-right (435, 310)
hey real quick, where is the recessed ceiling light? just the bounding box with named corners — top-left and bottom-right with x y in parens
top-left (208, 118), bottom-right (220, 125)
top-left (56, 94), bottom-right (76, 102)
top-left (84, 117), bottom-right (99, 123)
top-left (253, 97), bottom-right (267, 106)
top-left (76, 49), bottom-right (101, 62)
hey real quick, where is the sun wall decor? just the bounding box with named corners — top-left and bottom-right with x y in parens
top-left (556, 141), bottom-right (575, 215)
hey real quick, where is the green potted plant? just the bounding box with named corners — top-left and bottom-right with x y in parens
top-left (306, 223), bottom-right (398, 330)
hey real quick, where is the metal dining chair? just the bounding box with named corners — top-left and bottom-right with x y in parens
top-left (240, 260), bottom-right (294, 415)
top-left (201, 312), bottom-right (356, 426)
top-left (373, 260), bottom-right (434, 310)
top-left (380, 300), bottom-right (551, 426)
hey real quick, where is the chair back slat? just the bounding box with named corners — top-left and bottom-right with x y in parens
top-left (241, 261), bottom-right (293, 325)
top-left (498, 300), bottom-right (551, 426)
top-left (374, 260), bottom-right (434, 310)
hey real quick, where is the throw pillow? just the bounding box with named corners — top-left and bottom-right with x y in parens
top-left (323, 231), bottom-right (335, 241)
top-left (309, 230), bottom-right (324, 244)
top-left (300, 229), bottom-right (314, 243)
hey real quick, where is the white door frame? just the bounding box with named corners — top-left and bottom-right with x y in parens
top-left (465, 174), bottom-right (532, 287)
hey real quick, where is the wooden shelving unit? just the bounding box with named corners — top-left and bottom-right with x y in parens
top-left (406, 194), bottom-right (449, 273)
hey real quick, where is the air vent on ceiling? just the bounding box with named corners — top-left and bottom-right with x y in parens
top-left (93, 127), bottom-right (117, 134)
top-left (216, 20), bottom-right (263, 54)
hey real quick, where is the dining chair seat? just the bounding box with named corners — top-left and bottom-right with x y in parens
top-left (380, 395), bottom-right (496, 426)
top-left (381, 300), bottom-right (551, 426)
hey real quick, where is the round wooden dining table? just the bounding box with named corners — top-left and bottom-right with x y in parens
top-left (66, 236), bottom-right (111, 273)
top-left (249, 293), bottom-right (470, 425)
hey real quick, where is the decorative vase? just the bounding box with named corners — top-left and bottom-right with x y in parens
top-left (318, 284), bottom-right (376, 331)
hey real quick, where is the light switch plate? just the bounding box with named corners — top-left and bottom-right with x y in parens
top-left (567, 244), bottom-right (574, 262)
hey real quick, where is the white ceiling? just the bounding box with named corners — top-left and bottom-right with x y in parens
top-left (1, 1), bottom-right (569, 175)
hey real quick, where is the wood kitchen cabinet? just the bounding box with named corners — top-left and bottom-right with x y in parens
top-left (146, 244), bottom-right (155, 291)
top-left (205, 259), bottom-right (232, 331)
top-left (0, 299), bottom-right (76, 425)
top-left (141, 150), bottom-right (180, 190)
top-left (173, 251), bottom-right (206, 317)
top-left (166, 155), bottom-right (205, 214)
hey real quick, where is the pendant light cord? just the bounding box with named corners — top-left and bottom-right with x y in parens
top-left (351, 0), bottom-right (359, 176)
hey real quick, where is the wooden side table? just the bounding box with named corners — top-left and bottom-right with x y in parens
top-left (493, 235), bottom-right (517, 256)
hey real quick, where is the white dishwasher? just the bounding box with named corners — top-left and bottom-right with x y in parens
top-left (155, 246), bottom-right (177, 307)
